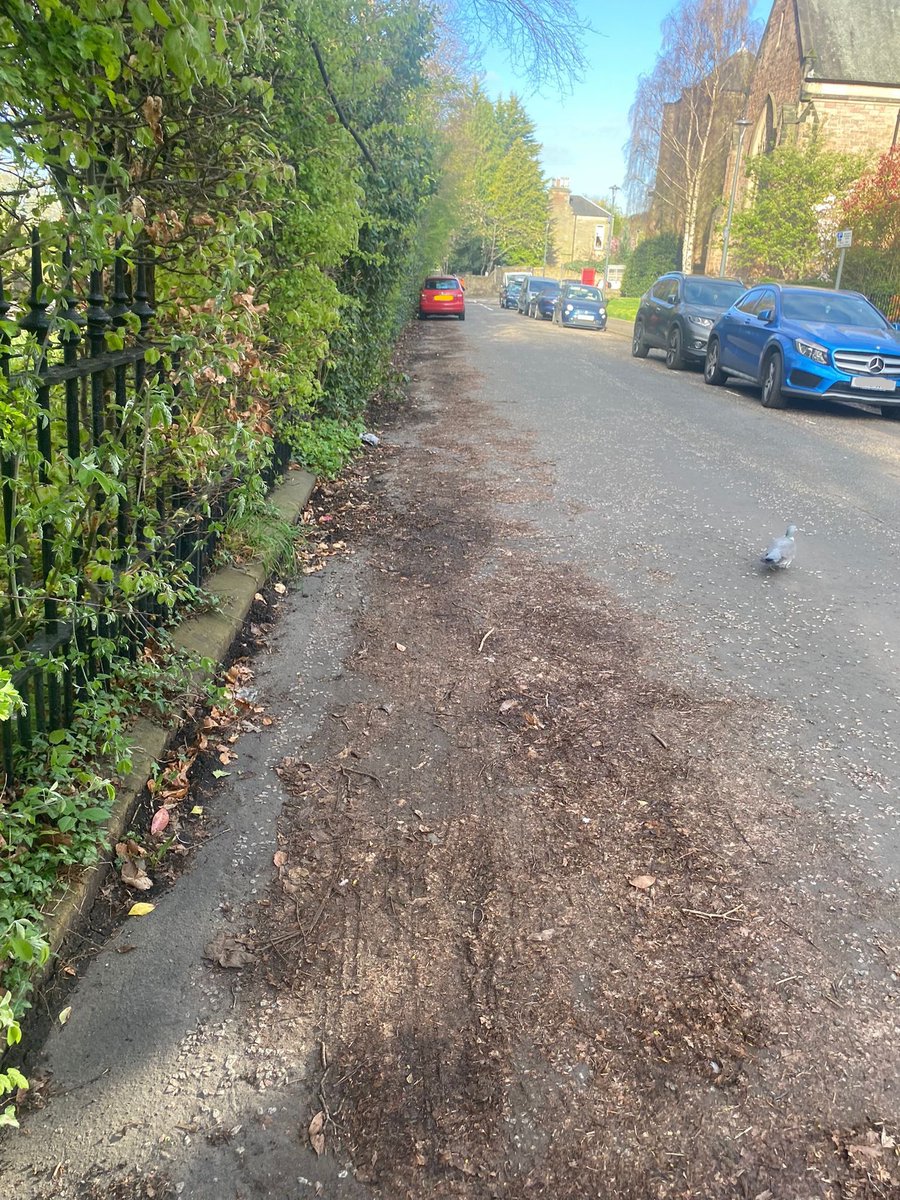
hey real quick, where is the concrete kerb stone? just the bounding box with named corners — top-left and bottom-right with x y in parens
top-left (606, 316), bottom-right (633, 339)
top-left (37, 467), bottom-right (317, 983)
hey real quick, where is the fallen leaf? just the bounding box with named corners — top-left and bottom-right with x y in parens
top-left (847, 1142), bottom-right (883, 1166)
top-left (499, 699), bottom-right (520, 713)
top-left (212, 769), bottom-right (231, 779)
top-left (128, 902), bottom-right (155, 917)
top-left (120, 858), bottom-right (153, 891)
top-left (58, 1006), bottom-right (72, 1025)
top-left (150, 808), bottom-right (170, 836)
top-left (273, 850), bottom-right (287, 868)
top-left (254, 592), bottom-right (266, 604)
top-left (308, 1110), bottom-right (325, 1156)
top-left (523, 711), bottom-right (545, 729)
top-left (273, 582), bottom-right (287, 595)
top-left (204, 931), bottom-right (256, 969)
top-left (629, 874), bottom-right (657, 891)
top-left (191, 805), bottom-right (204, 815)
top-left (395, 642), bottom-right (406, 653)
top-left (529, 929), bottom-right (555, 943)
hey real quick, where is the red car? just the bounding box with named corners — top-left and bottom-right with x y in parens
top-left (418, 275), bottom-right (465, 321)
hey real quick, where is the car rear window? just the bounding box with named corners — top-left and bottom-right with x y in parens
top-left (781, 290), bottom-right (887, 328)
top-left (683, 279), bottom-right (744, 306)
top-left (424, 277), bottom-right (459, 290)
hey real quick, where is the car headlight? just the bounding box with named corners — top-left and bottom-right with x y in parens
top-left (688, 315), bottom-right (713, 327)
top-left (564, 304), bottom-right (573, 313)
top-left (598, 307), bottom-right (606, 315)
top-left (795, 338), bottom-right (830, 365)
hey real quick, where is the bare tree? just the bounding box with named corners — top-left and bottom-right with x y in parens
top-left (437, 0), bottom-right (590, 88)
top-left (625, 0), bottom-right (760, 271)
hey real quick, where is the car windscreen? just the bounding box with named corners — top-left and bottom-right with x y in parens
top-left (527, 279), bottom-right (555, 292)
top-left (781, 291), bottom-right (889, 328)
top-left (424, 278), bottom-right (459, 290)
top-left (538, 285), bottom-right (560, 296)
top-left (566, 286), bottom-right (602, 302)
top-left (682, 279), bottom-right (744, 307)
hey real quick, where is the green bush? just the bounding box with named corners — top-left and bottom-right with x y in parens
top-left (620, 233), bottom-right (683, 297)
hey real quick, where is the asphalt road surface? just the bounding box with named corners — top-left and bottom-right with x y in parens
top-left (469, 299), bottom-right (900, 883)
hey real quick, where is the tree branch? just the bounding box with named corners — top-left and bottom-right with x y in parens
top-left (307, 37), bottom-right (378, 173)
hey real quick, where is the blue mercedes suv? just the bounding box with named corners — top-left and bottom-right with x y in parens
top-left (704, 284), bottom-right (900, 417)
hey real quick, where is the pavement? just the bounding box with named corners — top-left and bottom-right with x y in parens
top-left (39, 469), bottom-right (317, 973)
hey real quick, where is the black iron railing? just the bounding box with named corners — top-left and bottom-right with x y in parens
top-left (0, 232), bottom-right (283, 782)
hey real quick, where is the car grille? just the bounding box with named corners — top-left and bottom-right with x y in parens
top-left (833, 350), bottom-right (900, 377)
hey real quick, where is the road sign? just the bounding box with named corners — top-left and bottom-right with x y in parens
top-left (836, 230), bottom-right (853, 248)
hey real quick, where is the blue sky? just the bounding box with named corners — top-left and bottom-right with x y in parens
top-left (480, 0), bottom-right (770, 206)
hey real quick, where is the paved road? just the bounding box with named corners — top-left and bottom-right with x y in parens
top-left (467, 299), bottom-right (900, 883)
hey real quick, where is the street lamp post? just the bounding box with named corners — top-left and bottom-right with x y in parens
top-left (603, 183), bottom-right (619, 292)
top-left (720, 119), bottom-right (752, 278)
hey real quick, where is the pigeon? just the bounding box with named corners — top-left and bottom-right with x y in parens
top-left (760, 524), bottom-right (797, 569)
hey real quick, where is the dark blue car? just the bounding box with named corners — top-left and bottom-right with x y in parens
top-left (528, 282), bottom-right (561, 320)
top-left (553, 281), bottom-right (608, 330)
top-left (704, 284), bottom-right (900, 417)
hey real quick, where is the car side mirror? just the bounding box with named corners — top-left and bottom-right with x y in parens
top-left (757, 307), bottom-right (774, 323)
top-left (892, 321), bottom-right (900, 332)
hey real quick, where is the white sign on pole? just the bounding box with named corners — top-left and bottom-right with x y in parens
top-left (836, 230), bottom-right (853, 248)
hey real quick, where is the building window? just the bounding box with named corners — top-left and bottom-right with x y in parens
top-left (594, 224), bottom-right (605, 250)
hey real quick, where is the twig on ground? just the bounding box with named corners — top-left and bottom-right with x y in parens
top-left (649, 729), bottom-right (669, 749)
top-left (681, 905), bottom-right (744, 922)
top-left (478, 627), bottom-right (495, 653)
top-left (339, 765), bottom-right (383, 787)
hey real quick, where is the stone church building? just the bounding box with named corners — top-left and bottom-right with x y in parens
top-left (705, 0), bottom-right (900, 271)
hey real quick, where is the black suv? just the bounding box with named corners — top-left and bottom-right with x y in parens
top-left (632, 273), bottom-right (745, 369)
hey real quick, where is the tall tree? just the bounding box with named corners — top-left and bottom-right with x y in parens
top-left (624, 0), bottom-right (760, 272)
top-left (442, 85), bottom-right (547, 273)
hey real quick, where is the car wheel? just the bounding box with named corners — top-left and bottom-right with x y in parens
top-left (760, 351), bottom-right (788, 409)
top-left (665, 325), bottom-right (686, 370)
top-left (631, 320), bottom-right (649, 358)
top-left (458, 311), bottom-right (465, 321)
top-left (704, 338), bottom-right (726, 385)
top-left (880, 405), bottom-right (900, 419)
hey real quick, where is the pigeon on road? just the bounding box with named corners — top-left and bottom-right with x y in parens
top-left (760, 524), bottom-right (797, 569)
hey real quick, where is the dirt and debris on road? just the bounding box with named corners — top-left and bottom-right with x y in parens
top-left (252, 329), bottom-right (898, 1197)
top-left (5, 323), bottom-right (899, 1198)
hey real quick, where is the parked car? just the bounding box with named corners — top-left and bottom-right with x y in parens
top-left (703, 284), bottom-right (900, 415)
top-left (552, 281), bottom-right (607, 330)
top-left (500, 271), bottom-right (530, 307)
top-left (418, 275), bottom-right (465, 321)
top-left (632, 273), bottom-right (745, 368)
top-left (528, 282), bottom-right (561, 319)
top-left (500, 279), bottom-right (524, 309)
top-left (516, 276), bottom-right (558, 315)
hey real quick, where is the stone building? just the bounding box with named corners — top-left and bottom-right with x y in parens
top-left (706, 0), bottom-right (900, 270)
top-left (547, 181), bottom-right (612, 271)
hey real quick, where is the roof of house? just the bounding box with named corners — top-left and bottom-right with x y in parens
top-left (569, 195), bottom-right (611, 219)
top-left (796, 0), bottom-right (899, 85)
